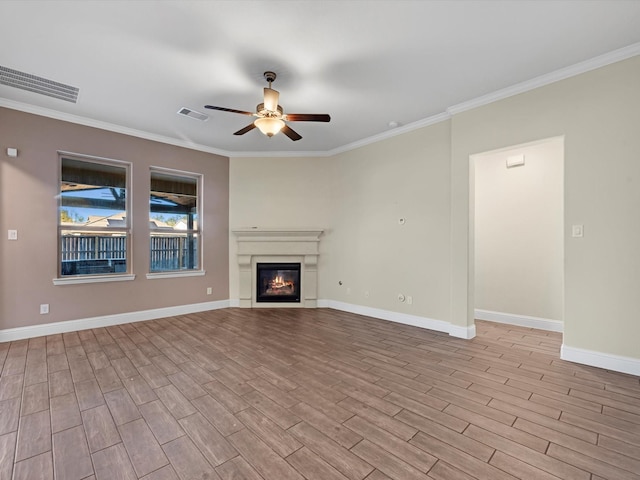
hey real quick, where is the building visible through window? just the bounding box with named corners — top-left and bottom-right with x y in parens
top-left (59, 155), bottom-right (130, 277)
top-left (149, 169), bottom-right (201, 273)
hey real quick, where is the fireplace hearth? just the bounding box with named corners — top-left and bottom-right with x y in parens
top-left (257, 263), bottom-right (300, 303)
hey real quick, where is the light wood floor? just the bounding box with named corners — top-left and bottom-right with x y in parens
top-left (1, 308), bottom-right (639, 480)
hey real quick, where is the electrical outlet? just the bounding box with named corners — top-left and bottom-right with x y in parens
top-left (346, 287), bottom-right (351, 295)
top-left (8, 230), bottom-right (17, 240)
top-left (407, 296), bottom-right (413, 305)
top-left (206, 287), bottom-right (212, 295)
top-left (364, 291), bottom-right (370, 298)
top-left (40, 304), bottom-right (49, 314)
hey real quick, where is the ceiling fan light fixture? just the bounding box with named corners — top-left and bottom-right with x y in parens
top-left (264, 87), bottom-right (279, 112)
top-left (255, 117), bottom-right (285, 137)
top-left (204, 70), bottom-right (329, 141)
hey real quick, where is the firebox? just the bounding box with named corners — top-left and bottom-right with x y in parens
top-left (256, 262), bottom-right (301, 303)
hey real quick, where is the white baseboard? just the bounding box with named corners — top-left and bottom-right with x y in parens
top-left (448, 323), bottom-right (476, 340)
top-left (561, 344), bottom-right (640, 377)
top-left (475, 309), bottom-right (563, 332)
top-left (318, 299), bottom-right (475, 339)
top-left (7, 299), bottom-right (636, 377)
top-left (0, 300), bottom-right (230, 343)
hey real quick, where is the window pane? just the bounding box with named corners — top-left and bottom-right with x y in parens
top-left (59, 156), bottom-right (129, 277)
top-left (150, 170), bottom-right (200, 272)
top-left (150, 233), bottom-right (199, 272)
top-left (60, 232), bottom-right (127, 276)
top-left (60, 157), bottom-right (127, 227)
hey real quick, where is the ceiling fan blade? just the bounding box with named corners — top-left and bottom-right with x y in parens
top-left (263, 88), bottom-right (279, 112)
top-left (204, 105), bottom-right (254, 116)
top-left (233, 123), bottom-right (257, 136)
top-left (281, 125), bottom-right (302, 141)
top-left (283, 113), bottom-right (331, 122)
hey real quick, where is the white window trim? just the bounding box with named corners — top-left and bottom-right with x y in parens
top-left (58, 152), bottom-right (133, 280)
top-left (146, 270), bottom-right (206, 280)
top-left (53, 274), bottom-right (135, 286)
top-left (149, 166), bottom-right (203, 275)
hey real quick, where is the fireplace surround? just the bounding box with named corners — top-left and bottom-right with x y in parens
top-left (232, 228), bottom-right (323, 308)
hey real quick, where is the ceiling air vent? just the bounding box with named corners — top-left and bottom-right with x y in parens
top-left (0, 65), bottom-right (79, 103)
top-left (177, 107), bottom-right (209, 122)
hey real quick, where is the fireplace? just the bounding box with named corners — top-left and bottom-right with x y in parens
top-left (256, 263), bottom-right (301, 303)
top-left (233, 228), bottom-right (322, 308)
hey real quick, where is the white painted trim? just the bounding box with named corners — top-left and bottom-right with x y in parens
top-left (561, 344), bottom-right (640, 377)
top-left (475, 309), bottom-right (563, 332)
top-left (318, 299), bottom-right (475, 339)
top-left (448, 42), bottom-right (640, 115)
top-left (449, 323), bottom-right (477, 340)
top-left (0, 300), bottom-right (230, 342)
top-left (4, 43), bottom-right (638, 160)
top-left (0, 99), bottom-right (234, 158)
top-left (227, 150), bottom-right (332, 158)
top-left (53, 274), bottom-right (135, 286)
top-left (6, 297), bottom-right (637, 377)
top-left (146, 270), bottom-right (206, 280)
top-left (325, 112), bottom-right (452, 157)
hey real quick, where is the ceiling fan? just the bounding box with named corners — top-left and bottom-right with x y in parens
top-left (205, 71), bottom-right (330, 141)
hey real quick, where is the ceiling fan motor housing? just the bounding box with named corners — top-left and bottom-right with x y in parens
top-left (256, 103), bottom-right (283, 117)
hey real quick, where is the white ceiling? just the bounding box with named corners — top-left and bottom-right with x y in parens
top-left (1, 1), bottom-right (640, 157)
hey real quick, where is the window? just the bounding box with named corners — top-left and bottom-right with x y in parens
top-left (149, 168), bottom-right (201, 274)
top-left (58, 154), bottom-right (131, 278)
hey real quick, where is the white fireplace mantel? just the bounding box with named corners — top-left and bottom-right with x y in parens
top-left (232, 228), bottom-right (323, 308)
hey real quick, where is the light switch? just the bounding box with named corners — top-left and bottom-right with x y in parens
top-left (8, 230), bottom-right (18, 240)
top-left (572, 225), bottom-right (583, 237)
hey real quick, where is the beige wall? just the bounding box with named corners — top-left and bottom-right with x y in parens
top-left (453, 56), bottom-right (640, 358)
top-left (231, 56), bottom-right (640, 362)
top-left (228, 155), bottom-right (338, 300)
top-left (326, 124), bottom-right (452, 320)
top-left (229, 122), bottom-right (452, 321)
top-left (474, 138), bottom-right (564, 321)
top-left (0, 108), bottom-right (229, 329)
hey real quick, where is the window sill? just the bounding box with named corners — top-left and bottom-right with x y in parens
top-left (53, 274), bottom-right (136, 286)
top-left (146, 270), bottom-right (206, 280)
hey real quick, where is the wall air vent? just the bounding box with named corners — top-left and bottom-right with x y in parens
top-left (177, 107), bottom-right (209, 122)
top-left (0, 65), bottom-right (79, 103)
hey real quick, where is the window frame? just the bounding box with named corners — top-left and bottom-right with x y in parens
top-left (147, 166), bottom-right (204, 279)
top-left (54, 152), bottom-right (134, 285)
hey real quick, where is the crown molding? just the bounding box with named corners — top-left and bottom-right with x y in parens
top-left (447, 42), bottom-right (640, 116)
top-left (0, 98), bottom-right (234, 158)
top-left (228, 111), bottom-right (452, 158)
top-left (3, 42), bottom-right (639, 159)
top-left (229, 149), bottom-right (332, 158)
top-left (327, 112), bottom-right (452, 156)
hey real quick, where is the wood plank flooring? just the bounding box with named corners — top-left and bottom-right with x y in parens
top-left (1, 308), bottom-right (639, 479)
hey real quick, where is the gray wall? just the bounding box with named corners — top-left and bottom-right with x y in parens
top-left (1, 108), bottom-right (230, 329)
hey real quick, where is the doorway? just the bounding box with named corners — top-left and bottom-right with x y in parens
top-left (471, 137), bottom-right (564, 332)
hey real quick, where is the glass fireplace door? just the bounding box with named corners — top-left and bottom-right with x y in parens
top-left (256, 263), bottom-right (301, 303)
